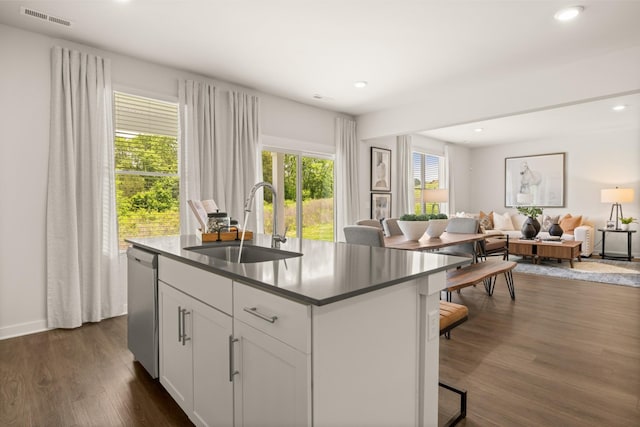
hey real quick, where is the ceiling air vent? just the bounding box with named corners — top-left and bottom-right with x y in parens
top-left (21, 6), bottom-right (73, 28)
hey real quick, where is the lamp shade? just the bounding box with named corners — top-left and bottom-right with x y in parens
top-left (601, 188), bottom-right (634, 203)
top-left (423, 188), bottom-right (449, 203)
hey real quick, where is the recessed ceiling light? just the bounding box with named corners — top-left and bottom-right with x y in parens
top-left (474, 128), bottom-right (484, 133)
top-left (612, 104), bottom-right (627, 111)
top-left (354, 81), bottom-right (368, 88)
top-left (554, 6), bottom-right (584, 22)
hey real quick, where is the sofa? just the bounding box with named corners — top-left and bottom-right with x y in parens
top-left (455, 211), bottom-right (595, 257)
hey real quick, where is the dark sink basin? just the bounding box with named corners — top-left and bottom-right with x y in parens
top-left (184, 243), bottom-right (302, 264)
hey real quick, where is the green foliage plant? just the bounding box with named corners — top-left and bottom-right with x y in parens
top-left (516, 206), bottom-right (543, 218)
top-left (399, 213), bottom-right (448, 221)
top-left (620, 217), bottom-right (637, 224)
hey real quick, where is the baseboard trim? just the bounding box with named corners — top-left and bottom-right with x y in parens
top-left (0, 319), bottom-right (51, 340)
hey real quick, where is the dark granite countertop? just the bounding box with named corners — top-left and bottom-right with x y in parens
top-left (126, 234), bottom-right (470, 306)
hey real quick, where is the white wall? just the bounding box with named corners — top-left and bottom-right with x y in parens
top-left (468, 128), bottom-right (640, 257)
top-left (0, 26), bottom-right (51, 338)
top-left (445, 143), bottom-right (472, 214)
top-left (0, 23), bottom-right (347, 339)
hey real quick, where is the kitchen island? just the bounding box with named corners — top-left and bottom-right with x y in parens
top-left (127, 234), bottom-right (470, 427)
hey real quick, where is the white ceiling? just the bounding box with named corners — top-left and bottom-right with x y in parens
top-left (420, 91), bottom-right (640, 147)
top-left (1, 0), bottom-right (640, 118)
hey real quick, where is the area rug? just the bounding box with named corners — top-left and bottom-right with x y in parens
top-left (512, 257), bottom-right (640, 287)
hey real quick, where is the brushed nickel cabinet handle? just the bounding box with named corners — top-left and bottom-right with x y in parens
top-left (181, 308), bottom-right (191, 345)
top-left (243, 306), bottom-right (278, 324)
top-left (228, 335), bottom-right (239, 382)
top-left (177, 305), bottom-right (183, 343)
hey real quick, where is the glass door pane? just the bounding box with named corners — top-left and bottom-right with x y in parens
top-left (301, 156), bottom-right (334, 241)
top-left (262, 150), bottom-right (334, 241)
top-left (262, 151), bottom-right (297, 236)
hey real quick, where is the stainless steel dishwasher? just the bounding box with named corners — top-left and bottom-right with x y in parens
top-left (126, 246), bottom-right (159, 378)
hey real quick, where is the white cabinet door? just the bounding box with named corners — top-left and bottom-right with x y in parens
top-left (233, 319), bottom-right (311, 427)
top-left (191, 296), bottom-right (233, 427)
top-left (159, 281), bottom-right (193, 414)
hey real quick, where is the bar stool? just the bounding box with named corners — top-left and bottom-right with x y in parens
top-left (439, 300), bottom-right (469, 427)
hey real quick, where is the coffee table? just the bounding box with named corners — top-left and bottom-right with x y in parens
top-left (508, 239), bottom-right (582, 268)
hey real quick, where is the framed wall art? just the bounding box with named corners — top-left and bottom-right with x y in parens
top-left (505, 152), bottom-right (565, 207)
top-left (371, 147), bottom-right (391, 192)
top-left (371, 193), bottom-right (392, 220)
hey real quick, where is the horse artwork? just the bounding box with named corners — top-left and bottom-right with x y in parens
top-left (519, 161), bottom-right (542, 200)
top-left (505, 153), bottom-right (566, 207)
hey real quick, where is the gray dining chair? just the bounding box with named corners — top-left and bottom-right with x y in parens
top-left (356, 219), bottom-right (383, 229)
top-left (344, 225), bottom-right (386, 247)
top-left (438, 218), bottom-right (481, 261)
top-left (382, 218), bottom-right (403, 237)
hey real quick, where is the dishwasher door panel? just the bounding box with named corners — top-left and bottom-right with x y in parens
top-left (127, 247), bottom-right (158, 378)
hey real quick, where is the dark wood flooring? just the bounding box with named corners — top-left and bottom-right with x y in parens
top-left (1, 272), bottom-right (638, 426)
top-left (439, 271), bottom-right (640, 426)
top-left (0, 314), bottom-right (191, 426)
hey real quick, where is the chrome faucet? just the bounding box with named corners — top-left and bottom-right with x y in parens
top-left (244, 182), bottom-right (287, 248)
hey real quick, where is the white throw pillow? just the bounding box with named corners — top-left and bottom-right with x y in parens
top-left (511, 214), bottom-right (528, 230)
top-left (493, 212), bottom-right (515, 231)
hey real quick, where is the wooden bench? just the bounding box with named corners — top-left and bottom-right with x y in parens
top-left (446, 258), bottom-right (516, 301)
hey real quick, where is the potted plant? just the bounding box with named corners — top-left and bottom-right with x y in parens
top-left (620, 217), bottom-right (637, 231)
top-left (517, 206), bottom-right (543, 239)
top-left (397, 213), bottom-right (449, 240)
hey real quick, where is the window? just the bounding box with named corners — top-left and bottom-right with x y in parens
top-left (412, 152), bottom-right (445, 215)
top-left (114, 92), bottom-right (179, 250)
top-left (262, 150), bottom-right (335, 242)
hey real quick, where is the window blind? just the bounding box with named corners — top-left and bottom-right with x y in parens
top-left (113, 91), bottom-right (179, 250)
top-left (412, 151), bottom-right (443, 214)
top-left (114, 91), bottom-right (178, 138)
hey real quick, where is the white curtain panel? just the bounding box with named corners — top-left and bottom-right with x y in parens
top-left (226, 91), bottom-right (260, 231)
top-left (179, 82), bottom-right (260, 232)
top-left (335, 117), bottom-right (360, 241)
top-left (445, 144), bottom-right (455, 215)
top-left (178, 80), bottom-right (224, 234)
top-left (47, 46), bottom-right (122, 328)
top-left (396, 134), bottom-right (413, 216)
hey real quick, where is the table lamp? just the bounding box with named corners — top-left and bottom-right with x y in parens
top-left (424, 188), bottom-right (448, 215)
top-left (601, 187), bottom-right (634, 230)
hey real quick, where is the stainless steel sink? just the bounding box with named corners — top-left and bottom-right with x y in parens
top-left (184, 243), bottom-right (302, 264)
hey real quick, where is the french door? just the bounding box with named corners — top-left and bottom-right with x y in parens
top-left (262, 150), bottom-right (334, 242)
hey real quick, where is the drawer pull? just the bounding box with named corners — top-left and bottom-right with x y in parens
top-left (243, 306), bottom-right (278, 324)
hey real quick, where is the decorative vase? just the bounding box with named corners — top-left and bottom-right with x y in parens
top-left (425, 219), bottom-right (449, 239)
top-left (397, 220), bottom-right (430, 241)
top-left (548, 222), bottom-right (563, 237)
top-left (521, 221), bottom-right (537, 239)
top-left (528, 216), bottom-right (541, 235)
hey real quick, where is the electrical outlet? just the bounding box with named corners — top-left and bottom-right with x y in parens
top-left (428, 310), bottom-right (439, 341)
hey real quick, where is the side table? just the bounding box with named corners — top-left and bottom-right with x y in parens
top-left (598, 229), bottom-right (636, 261)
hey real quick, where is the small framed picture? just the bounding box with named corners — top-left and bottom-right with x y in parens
top-left (371, 193), bottom-right (391, 220)
top-left (606, 220), bottom-right (615, 229)
top-left (371, 147), bottom-right (391, 192)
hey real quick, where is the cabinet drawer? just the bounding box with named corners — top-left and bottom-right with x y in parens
top-left (234, 282), bottom-right (311, 353)
top-left (159, 256), bottom-right (233, 315)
